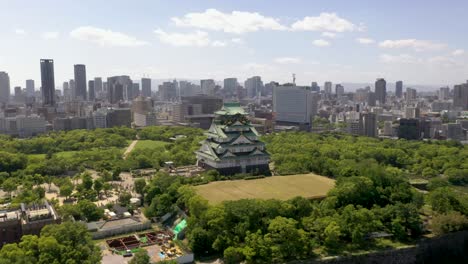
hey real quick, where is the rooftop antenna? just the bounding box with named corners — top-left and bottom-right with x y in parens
top-left (292, 73), bottom-right (296, 85)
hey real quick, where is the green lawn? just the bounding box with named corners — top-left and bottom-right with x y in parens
top-left (195, 173), bottom-right (335, 204)
top-left (27, 153), bottom-right (46, 161)
top-left (55, 151), bottom-right (78, 158)
top-left (134, 140), bottom-right (168, 151)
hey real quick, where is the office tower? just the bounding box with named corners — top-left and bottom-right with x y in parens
top-left (0, 71), bottom-right (10, 103)
top-left (244, 76), bottom-right (263, 98)
top-left (375, 78), bottom-right (386, 105)
top-left (395, 81), bottom-right (403, 98)
top-left (107, 76), bottom-right (131, 104)
top-left (132, 83), bottom-right (140, 99)
top-left (158, 81), bottom-right (177, 101)
top-left (335, 84), bottom-right (344, 96)
top-left (361, 112), bottom-right (377, 137)
top-left (405, 107), bottom-right (420, 119)
top-left (273, 85), bottom-right (320, 130)
top-left (179, 81), bottom-right (195, 97)
top-left (453, 84), bottom-right (468, 110)
top-left (25, 79), bottom-right (35, 97)
top-left (438, 87), bottom-right (450, 100)
top-left (141, 78), bottom-right (151, 97)
top-left (94, 77), bottom-right (103, 97)
top-left (223, 78), bottom-right (238, 96)
top-left (398, 118), bottom-right (421, 140)
top-left (125, 79), bottom-right (134, 101)
top-left (40, 59), bottom-right (56, 106)
top-left (324, 81), bottom-right (332, 94)
top-left (201, 79), bottom-right (216, 95)
top-left (63, 82), bottom-right (71, 101)
top-left (88, 80), bottom-right (95, 101)
top-left (69, 79), bottom-right (75, 98)
top-left (406, 88), bottom-right (417, 102)
top-left (367, 92), bottom-right (376, 106)
top-left (73, 64), bottom-right (87, 101)
top-left (311, 82), bottom-right (320, 92)
top-left (263, 81), bottom-right (277, 96)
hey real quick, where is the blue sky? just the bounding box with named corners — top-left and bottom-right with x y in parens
top-left (1, 0), bottom-right (467, 88)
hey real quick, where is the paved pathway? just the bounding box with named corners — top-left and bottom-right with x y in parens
top-left (123, 140), bottom-right (138, 159)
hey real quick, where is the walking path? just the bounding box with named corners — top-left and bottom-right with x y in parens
top-left (123, 140), bottom-right (138, 159)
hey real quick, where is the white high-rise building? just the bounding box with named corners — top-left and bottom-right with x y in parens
top-left (273, 85), bottom-right (320, 126)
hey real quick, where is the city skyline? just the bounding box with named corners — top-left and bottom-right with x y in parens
top-left (1, 0), bottom-right (468, 87)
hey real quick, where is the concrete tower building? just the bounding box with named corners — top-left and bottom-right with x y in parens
top-left (395, 81), bottom-right (403, 98)
top-left (375, 78), bottom-right (387, 105)
top-left (0, 71), bottom-right (10, 103)
top-left (73, 64), bottom-right (87, 101)
top-left (25, 79), bottom-right (35, 97)
top-left (141, 78), bottom-right (151, 97)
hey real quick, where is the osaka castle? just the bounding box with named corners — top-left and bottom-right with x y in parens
top-left (196, 102), bottom-right (270, 175)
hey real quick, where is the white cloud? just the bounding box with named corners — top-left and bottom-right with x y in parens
top-left (380, 54), bottom-right (421, 64)
top-left (211, 40), bottom-right (227, 47)
top-left (171, 9), bottom-right (286, 34)
top-left (313, 39), bottom-right (330, 47)
top-left (154, 29), bottom-right (225, 47)
top-left (452, 49), bottom-right (465, 56)
top-left (70, 26), bottom-right (148, 47)
top-left (291, 13), bottom-right (357, 32)
top-left (41, 31), bottom-right (59, 40)
top-left (427, 56), bottom-right (458, 67)
top-left (274, 57), bottom-right (302, 64)
top-left (356, 38), bottom-right (375, 44)
top-left (14, 29), bottom-right (26, 35)
top-left (379, 39), bottom-right (446, 51)
top-left (321, 32), bottom-right (337, 38)
top-left (231, 38), bottom-right (244, 44)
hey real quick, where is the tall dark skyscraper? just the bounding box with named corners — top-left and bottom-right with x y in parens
top-left (40, 59), bottom-right (56, 106)
top-left (141, 78), bottom-right (151, 97)
top-left (88, 80), bottom-right (95, 101)
top-left (74, 64), bottom-right (87, 101)
top-left (395, 81), bottom-right (403, 98)
top-left (0, 71), bottom-right (10, 103)
top-left (375, 78), bottom-right (387, 105)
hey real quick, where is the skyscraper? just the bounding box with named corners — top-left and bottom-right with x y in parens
top-left (141, 78), bottom-right (151, 97)
top-left (324, 81), bottom-right (332, 94)
top-left (0, 71), bottom-right (10, 103)
top-left (94, 77), bottom-right (103, 98)
top-left (132, 83), bottom-right (140, 98)
top-left (201, 79), bottom-right (216, 95)
top-left (26, 79), bottom-right (35, 97)
top-left (244, 76), bottom-right (263, 98)
top-left (395, 81), bottom-right (403, 98)
top-left (335, 84), bottom-right (344, 96)
top-left (88, 80), bottom-right (95, 101)
top-left (375, 78), bottom-right (387, 105)
top-left (107, 76), bottom-right (132, 104)
top-left (453, 84), bottom-right (468, 110)
top-left (223, 78), bottom-right (238, 96)
top-left (40, 59), bottom-right (55, 106)
top-left (73, 64), bottom-right (87, 101)
top-left (406, 88), bottom-right (417, 102)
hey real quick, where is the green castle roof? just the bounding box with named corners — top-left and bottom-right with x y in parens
top-left (215, 102), bottom-right (246, 116)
